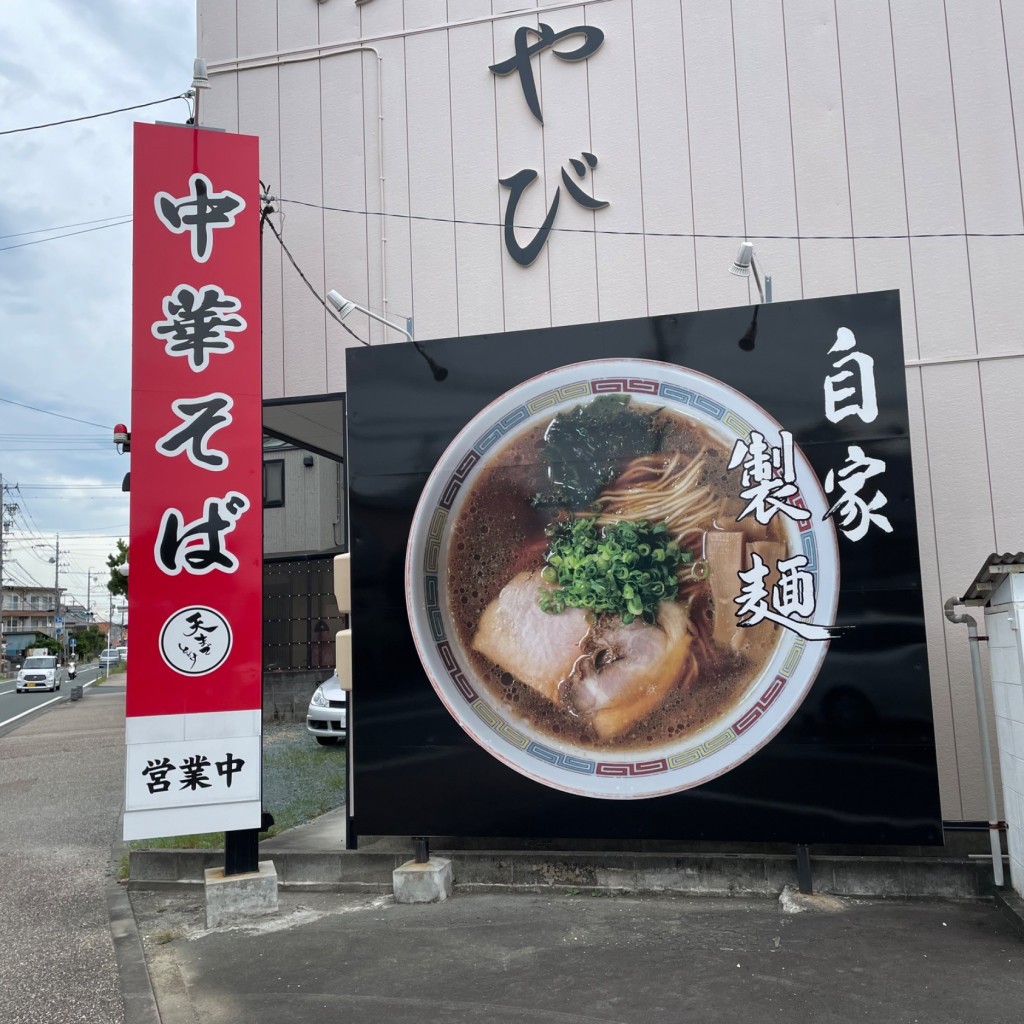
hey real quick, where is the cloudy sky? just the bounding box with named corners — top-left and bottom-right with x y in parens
top-left (1, 1), bottom-right (195, 620)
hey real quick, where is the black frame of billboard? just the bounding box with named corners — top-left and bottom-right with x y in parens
top-left (345, 290), bottom-right (942, 846)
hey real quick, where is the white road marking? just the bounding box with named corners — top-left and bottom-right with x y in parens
top-left (0, 694), bottom-right (64, 730)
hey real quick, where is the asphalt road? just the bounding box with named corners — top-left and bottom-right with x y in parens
top-left (0, 662), bottom-right (107, 735)
top-left (0, 682), bottom-right (129, 1024)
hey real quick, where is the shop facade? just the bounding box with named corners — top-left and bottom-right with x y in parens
top-left (197, 0), bottom-right (1024, 829)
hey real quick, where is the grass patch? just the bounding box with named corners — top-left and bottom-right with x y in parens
top-left (128, 722), bottom-right (346, 850)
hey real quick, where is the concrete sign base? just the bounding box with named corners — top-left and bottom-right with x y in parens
top-left (392, 858), bottom-right (453, 904)
top-left (204, 860), bottom-right (279, 928)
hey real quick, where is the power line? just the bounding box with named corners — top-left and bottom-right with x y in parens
top-left (0, 218), bottom-right (132, 252)
top-left (0, 397), bottom-right (113, 430)
top-left (0, 95), bottom-right (187, 136)
top-left (277, 194), bottom-right (1024, 243)
top-left (12, 483), bottom-right (125, 490)
top-left (0, 214), bottom-right (132, 241)
top-left (261, 212), bottom-right (369, 347)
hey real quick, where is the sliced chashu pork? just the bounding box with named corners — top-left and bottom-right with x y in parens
top-left (568, 602), bottom-right (693, 740)
top-left (471, 570), bottom-right (693, 741)
top-left (472, 570), bottom-right (591, 704)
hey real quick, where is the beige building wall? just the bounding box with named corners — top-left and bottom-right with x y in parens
top-left (198, 0), bottom-right (1024, 823)
top-left (263, 446), bottom-right (345, 556)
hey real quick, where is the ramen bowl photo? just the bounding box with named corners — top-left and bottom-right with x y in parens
top-left (406, 359), bottom-right (839, 799)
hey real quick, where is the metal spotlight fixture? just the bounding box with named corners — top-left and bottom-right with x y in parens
top-left (326, 289), bottom-right (448, 381)
top-left (191, 58), bottom-right (211, 91)
top-left (729, 241), bottom-right (772, 303)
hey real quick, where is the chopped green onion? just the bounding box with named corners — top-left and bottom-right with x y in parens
top-left (538, 517), bottom-right (685, 624)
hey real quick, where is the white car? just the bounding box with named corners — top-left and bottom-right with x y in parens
top-left (98, 649), bottom-right (120, 667)
top-left (16, 655), bottom-right (64, 693)
top-left (306, 672), bottom-right (347, 745)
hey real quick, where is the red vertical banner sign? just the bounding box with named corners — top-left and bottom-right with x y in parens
top-left (124, 123), bottom-right (262, 841)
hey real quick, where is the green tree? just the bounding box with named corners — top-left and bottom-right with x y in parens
top-left (72, 626), bottom-right (106, 661)
top-left (32, 634), bottom-right (61, 656)
top-left (107, 539), bottom-right (128, 598)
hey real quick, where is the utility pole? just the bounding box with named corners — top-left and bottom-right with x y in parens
top-left (0, 480), bottom-right (18, 674)
top-left (107, 586), bottom-right (114, 680)
top-left (53, 532), bottom-right (63, 662)
top-left (86, 569), bottom-right (98, 625)
top-left (0, 473), bottom-right (5, 671)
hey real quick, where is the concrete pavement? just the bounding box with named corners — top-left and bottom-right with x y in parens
top-left (130, 885), bottom-right (1024, 1024)
top-left (0, 682), bottom-right (153, 1024)
top-left (3, 683), bottom-right (1024, 1024)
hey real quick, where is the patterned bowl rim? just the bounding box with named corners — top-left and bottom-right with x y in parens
top-left (405, 357), bottom-right (839, 799)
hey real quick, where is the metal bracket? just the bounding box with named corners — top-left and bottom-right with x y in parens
top-left (796, 844), bottom-right (813, 894)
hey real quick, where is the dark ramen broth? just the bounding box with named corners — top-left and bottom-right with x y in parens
top-left (448, 407), bottom-right (786, 751)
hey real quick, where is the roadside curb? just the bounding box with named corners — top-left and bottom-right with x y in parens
top-left (994, 889), bottom-right (1024, 939)
top-left (128, 845), bottom-right (1007, 902)
top-left (108, 839), bottom-right (162, 1024)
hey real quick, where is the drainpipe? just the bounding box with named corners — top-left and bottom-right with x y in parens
top-left (944, 595), bottom-right (1004, 887)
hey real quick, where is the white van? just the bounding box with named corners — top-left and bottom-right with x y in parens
top-left (16, 655), bottom-right (64, 693)
top-left (99, 648), bottom-right (121, 668)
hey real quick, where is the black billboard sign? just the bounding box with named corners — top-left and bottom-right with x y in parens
top-left (346, 291), bottom-right (942, 845)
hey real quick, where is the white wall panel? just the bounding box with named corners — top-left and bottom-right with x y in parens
top-left (539, 5), bottom-right (599, 328)
top-left (920, 362), bottom-right (998, 819)
top-left (236, 0), bottom-right (276, 57)
top-left (238, 67), bottom-right (284, 398)
top-left (586, 1), bottom-right (647, 323)
top-left (278, 61), bottom-right (326, 396)
top-left (945, 1), bottom-right (1022, 235)
top-left (202, 75), bottom-right (238, 133)
top-left (631, 0), bottom-right (695, 316)
top-left (405, 23), bottom-right (459, 341)
top-left (375, 37), bottom-right (414, 343)
top-left (404, 0), bottom-right (448, 32)
top-left (850, 246), bottom-right (917, 363)
top-left (357, 3), bottom-right (406, 344)
top-left (277, 0), bottom-right (318, 54)
top-left (834, 0), bottom-right (918, 358)
top-left (784, 1), bottom-right (855, 301)
top-left (1001, 0), bottom-right (1024, 219)
top-left (198, 0), bottom-right (237, 64)
top-left (493, 0), bottom-right (540, 13)
top-left (890, 0), bottom-right (975, 363)
top-left (449, 0), bottom-right (496, 22)
top-left (905, 368), bottom-right (962, 818)
top-left (449, 20), bottom-right (505, 336)
top-left (979, 358), bottom-right (1024, 554)
top-left (946, 1), bottom-right (1022, 361)
top-left (317, 0), bottom-right (362, 44)
top-left (732, 0), bottom-right (801, 306)
top-left (493, 12), bottom-right (553, 332)
top-left (680, 1), bottom-right (746, 310)
top-left (321, 48), bottom-right (372, 388)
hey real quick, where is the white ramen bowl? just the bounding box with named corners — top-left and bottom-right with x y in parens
top-left (405, 358), bottom-right (839, 799)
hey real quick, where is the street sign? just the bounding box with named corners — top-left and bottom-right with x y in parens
top-left (55, 616), bottom-right (63, 625)
top-left (69, 638), bottom-right (76, 648)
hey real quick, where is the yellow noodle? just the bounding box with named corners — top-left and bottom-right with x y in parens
top-left (592, 451), bottom-right (719, 547)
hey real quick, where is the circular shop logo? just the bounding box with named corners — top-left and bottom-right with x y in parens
top-left (159, 606), bottom-right (232, 676)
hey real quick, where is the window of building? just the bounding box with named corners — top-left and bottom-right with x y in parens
top-left (263, 459), bottom-right (285, 508)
